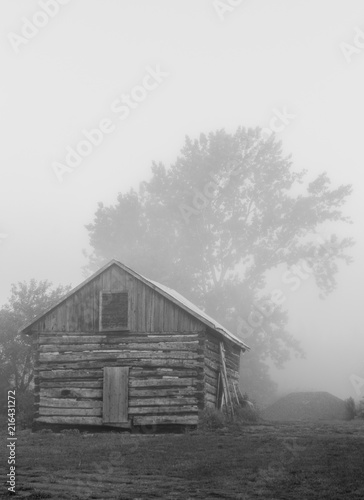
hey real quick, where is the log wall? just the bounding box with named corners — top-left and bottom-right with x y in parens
top-left (30, 264), bottom-right (242, 428)
top-left (35, 330), bottom-right (205, 427)
top-left (203, 330), bottom-right (241, 408)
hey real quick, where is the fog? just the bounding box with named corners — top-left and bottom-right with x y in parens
top-left (1, 0), bottom-right (364, 401)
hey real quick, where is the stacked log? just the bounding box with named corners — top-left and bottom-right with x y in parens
top-left (35, 331), bottom-right (204, 427)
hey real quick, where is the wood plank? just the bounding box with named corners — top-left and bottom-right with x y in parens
top-left (129, 388), bottom-right (199, 397)
top-left (40, 397), bottom-right (102, 408)
top-left (204, 357), bottom-right (220, 372)
top-left (137, 281), bottom-right (147, 332)
top-left (154, 292), bottom-right (160, 333)
top-left (84, 284), bottom-right (94, 332)
top-left (158, 291), bottom-right (164, 332)
top-left (104, 421), bottom-right (132, 429)
top-left (102, 266), bottom-right (111, 292)
top-left (40, 388), bottom-right (102, 399)
top-left (40, 407), bottom-right (102, 416)
top-left (103, 367), bottom-right (129, 423)
top-left (205, 392), bottom-right (216, 403)
top-left (130, 369), bottom-right (200, 378)
top-left (205, 347), bottom-right (221, 364)
top-left (40, 381), bottom-right (102, 389)
top-left (129, 397), bottom-right (197, 407)
top-left (39, 351), bottom-right (202, 363)
top-left (133, 415), bottom-right (198, 425)
top-left (128, 406), bottom-right (198, 415)
top-left (130, 378), bottom-right (197, 388)
top-left (205, 381), bottom-right (217, 395)
top-left (227, 368), bottom-right (239, 380)
top-left (123, 273), bottom-right (134, 331)
top-left (36, 416), bottom-right (102, 425)
top-left (39, 342), bottom-right (200, 353)
top-left (38, 333), bottom-right (199, 343)
top-left (65, 293), bottom-right (71, 332)
top-left (110, 263), bottom-right (122, 291)
top-left (220, 342), bottom-right (234, 416)
top-left (39, 359), bottom-right (203, 370)
top-left (206, 339), bottom-right (219, 353)
top-left (80, 285), bottom-right (86, 332)
top-left (205, 374), bottom-right (217, 387)
top-left (94, 275), bottom-right (101, 331)
top-left (225, 349), bottom-right (240, 363)
top-left (205, 365), bottom-right (218, 379)
top-left (38, 369), bottom-right (102, 379)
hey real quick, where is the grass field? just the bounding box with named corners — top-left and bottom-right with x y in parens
top-left (1, 419), bottom-right (364, 499)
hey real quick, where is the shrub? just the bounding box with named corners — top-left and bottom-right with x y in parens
top-left (233, 403), bottom-right (260, 423)
top-left (345, 397), bottom-right (356, 420)
top-left (199, 407), bottom-right (227, 430)
top-left (357, 398), bottom-right (364, 418)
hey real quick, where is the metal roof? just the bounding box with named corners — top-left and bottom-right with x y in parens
top-left (146, 278), bottom-right (250, 350)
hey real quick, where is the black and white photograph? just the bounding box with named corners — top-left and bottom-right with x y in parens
top-left (1, 1), bottom-right (364, 498)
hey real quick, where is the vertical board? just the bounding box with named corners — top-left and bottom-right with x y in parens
top-left (103, 367), bottom-right (129, 423)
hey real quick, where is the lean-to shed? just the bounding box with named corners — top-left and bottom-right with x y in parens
top-left (20, 260), bottom-right (250, 430)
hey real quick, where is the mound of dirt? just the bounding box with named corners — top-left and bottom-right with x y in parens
top-left (262, 391), bottom-right (348, 421)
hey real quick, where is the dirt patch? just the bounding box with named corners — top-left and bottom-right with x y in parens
top-left (262, 391), bottom-right (349, 421)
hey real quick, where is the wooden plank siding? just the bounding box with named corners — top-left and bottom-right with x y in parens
top-left (28, 265), bottom-right (202, 335)
top-left (103, 367), bottom-right (129, 423)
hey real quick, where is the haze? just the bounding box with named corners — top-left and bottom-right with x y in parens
top-left (1, 0), bottom-right (363, 401)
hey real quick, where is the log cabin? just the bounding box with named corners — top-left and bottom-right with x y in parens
top-left (20, 260), bottom-right (250, 431)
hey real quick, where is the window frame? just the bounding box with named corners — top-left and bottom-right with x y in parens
top-left (99, 290), bottom-right (130, 332)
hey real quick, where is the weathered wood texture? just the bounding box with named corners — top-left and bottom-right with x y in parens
top-left (29, 265), bottom-right (202, 334)
top-left (103, 367), bottom-right (129, 423)
top-left (36, 330), bottom-right (205, 426)
top-left (203, 332), bottom-right (219, 408)
top-left (29, 263), bottom-right (242, 427)
top-left (203, 331), bottom-right (241, 408)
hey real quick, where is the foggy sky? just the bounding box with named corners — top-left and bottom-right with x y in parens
top-left (1, 0), bottom-right (364, 401)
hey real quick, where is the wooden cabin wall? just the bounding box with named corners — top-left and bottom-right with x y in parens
top-left (35, 330), bottom-right (205, 427)
top-left (29, 265), bottom-right (243, 427)
top-left (30, 265), bottom-right (202, 335)
top-left (203, 332), bottom-right (220, 408)
top-left (203, 330), bottom-right (241, 409)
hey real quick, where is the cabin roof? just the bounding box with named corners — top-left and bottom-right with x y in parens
top-left (20, 260), bottom-right (250, 351)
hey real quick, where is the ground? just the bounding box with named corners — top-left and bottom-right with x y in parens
top-left (1, 420), bottom-right (364, 499)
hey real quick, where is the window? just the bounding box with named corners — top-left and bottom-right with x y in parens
top-left (99, 291), bottom-right (129, 331)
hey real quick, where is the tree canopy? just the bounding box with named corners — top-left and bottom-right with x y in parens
top-left (0, 279), bottom-right (71, 407)
top-left (85, 127), bottom-right (354, 403)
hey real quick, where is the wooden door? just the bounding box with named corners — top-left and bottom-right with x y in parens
top-left (103, 367), bottom-right (129, 423)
